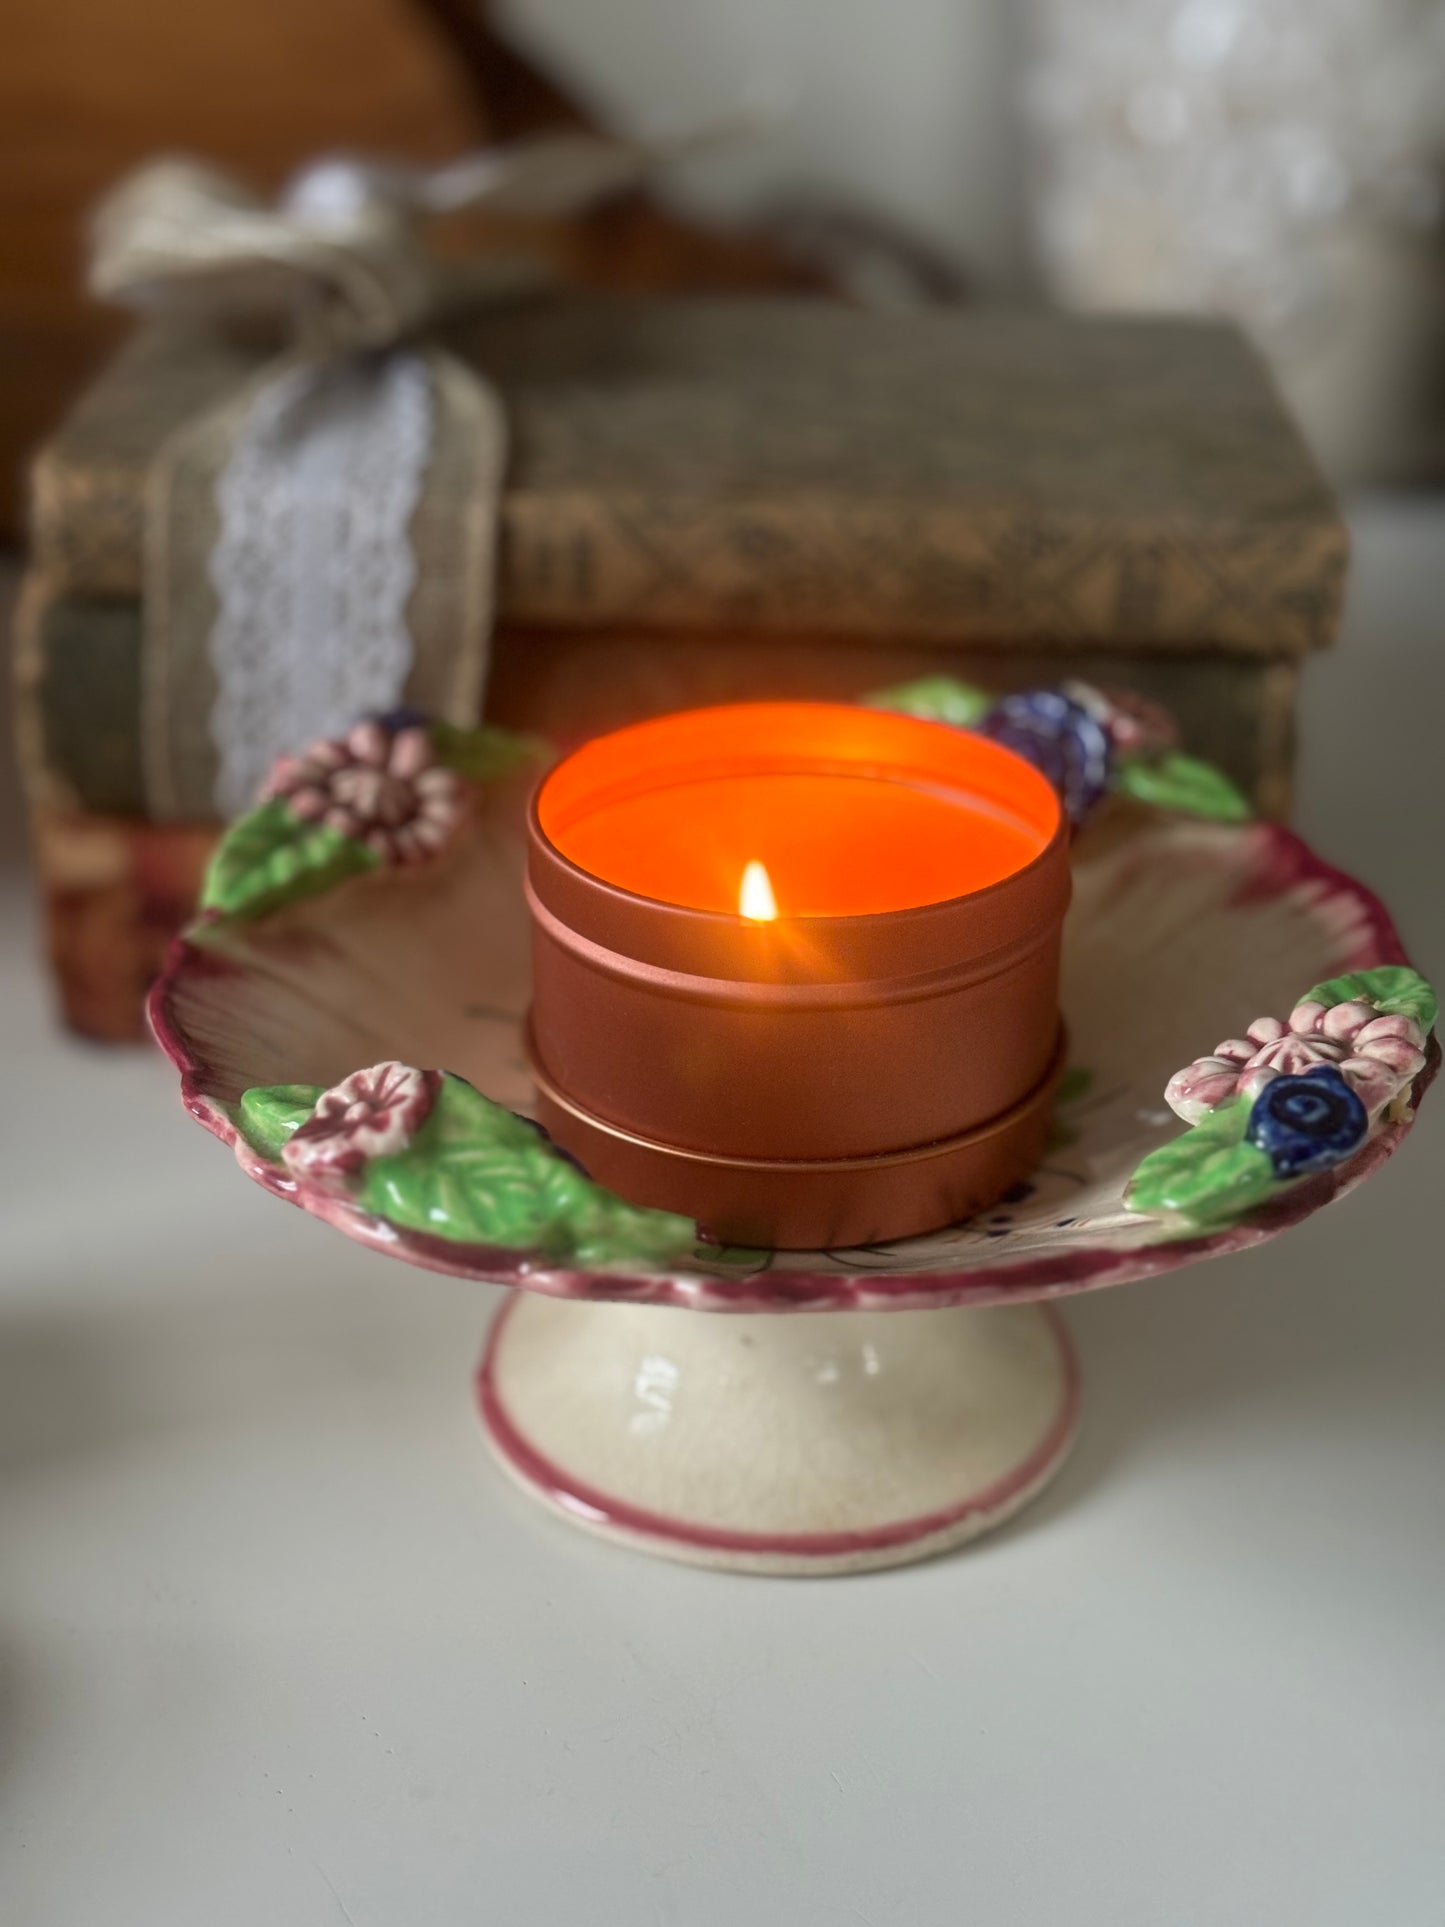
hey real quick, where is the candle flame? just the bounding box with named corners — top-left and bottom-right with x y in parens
top-left (739, 860), bottom-right (778, 922)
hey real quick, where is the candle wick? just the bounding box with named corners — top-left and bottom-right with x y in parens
top-left (739, 860), bottom-right (778, 922)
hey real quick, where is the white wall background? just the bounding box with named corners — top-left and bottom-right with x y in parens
top-left (496, 0), bottom-right (1032, 290)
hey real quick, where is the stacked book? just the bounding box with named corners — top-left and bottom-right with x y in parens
top-left (17, 297), bottom-right (1345, 1036)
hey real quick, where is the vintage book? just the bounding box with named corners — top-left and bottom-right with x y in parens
top-left (20, 591), bottom-right (1303, 818)
top-left (32, 299), bottom-right (1344, 650)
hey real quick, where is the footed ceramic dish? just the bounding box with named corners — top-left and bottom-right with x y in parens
top-left (151, 687), bottom-right (1438, 1574)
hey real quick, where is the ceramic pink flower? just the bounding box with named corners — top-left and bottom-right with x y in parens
top-left (1063, 681), bottom-right (1180, 761)
top-left (265, 719), bottom-right (464, 863)
top-left (1286, 1001), bottom-right (1428, 1116)
top-left (1165, 998), bottom-right (1428, 1124)
top-left (283, 1061), bottom-right (442, 1179)
top-left (1163, 1050), bottom-right (1256, 1122)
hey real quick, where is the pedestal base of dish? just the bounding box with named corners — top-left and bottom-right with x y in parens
top-left (478, 1296), bottom-right (1079, 1575)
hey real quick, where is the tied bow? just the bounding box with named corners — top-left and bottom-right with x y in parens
top-left (85, 116), bottom-right (767, 823)
top-left (88, 115), bottom-right (760, 348)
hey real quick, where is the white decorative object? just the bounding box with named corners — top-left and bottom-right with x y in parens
top-left (1027, 0), bottom-right (1445, 481)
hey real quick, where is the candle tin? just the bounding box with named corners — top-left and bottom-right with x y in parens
top-left (524, 703), bottom-right (1070, 1249)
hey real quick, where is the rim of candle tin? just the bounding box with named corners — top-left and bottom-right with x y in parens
top-left (535, 701), bottom-right (1063, 876)
top-left (527, 702), bottom-right (1070, 981)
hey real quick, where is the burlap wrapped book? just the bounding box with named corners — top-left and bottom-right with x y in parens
top-left (18, 284), bottom-right (1345, 1035)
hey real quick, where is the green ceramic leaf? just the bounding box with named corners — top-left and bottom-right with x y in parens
top-left (430, 721), bottom-right (549, 784)
top-left (359, 1074), bottom-right (697, 1267)
top-left (1126, 1099), bottom-right (1277, 1224)
top-left (1045, 1065), bottom-right (1094, 1149)
top-left (1301, 965), bottom-right (1437, 1034)
top-left (863, 675), bottom-right (993, 728)
top-left (237, 1084), bottom-right (323, 1161)
top-left (201, 799), bottom-right (378, 921)
top-left (1115, 752), bottom-right (1252, 823)
top-left (696, 1243), bottom-right (773, 1270)
top-left (1055, 1065), bottom-right (1094, 1106)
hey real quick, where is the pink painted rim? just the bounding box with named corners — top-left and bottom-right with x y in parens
top-left (476, 1297), bottom-right (1080, 1561)
top-left (148, 821), bottom-right (1437, 1314)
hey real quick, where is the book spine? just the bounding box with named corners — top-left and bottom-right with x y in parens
top-left (29, 453), bottom-right (148, 602)
top-left (20, 569), bottom-right (1301, 827)
top-left (31, 454), bottom-right (1348, 658)
top-left (497, 491), bottom-right (1349, 656)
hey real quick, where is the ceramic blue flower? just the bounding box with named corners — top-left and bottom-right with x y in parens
top-left (372, 703), bottom-right (435, 736)
top-left (1245, 1065), bottom-right (1368, 1179)
top-left (978, 689), bottom-right (1112, 827)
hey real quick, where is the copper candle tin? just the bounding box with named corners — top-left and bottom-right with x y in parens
top-left (525, 703), bottom-right (1070, 1249)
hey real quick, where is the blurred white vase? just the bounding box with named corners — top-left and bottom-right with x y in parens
top-left (1026, 0), bottom-right (1445, 486)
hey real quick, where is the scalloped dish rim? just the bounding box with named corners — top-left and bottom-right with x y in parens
top-left (147, 819), bottom-right (1437, 1315)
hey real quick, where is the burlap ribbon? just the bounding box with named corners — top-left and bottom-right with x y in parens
top-left (88, 132), bottom-right (723, 819)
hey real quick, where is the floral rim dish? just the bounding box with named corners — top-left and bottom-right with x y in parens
top-left (150, 683), bottom-right (1438, 1315)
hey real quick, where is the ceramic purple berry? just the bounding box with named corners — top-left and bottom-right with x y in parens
top-left (869, 673), bottom-right (1252, 825)
top-left (977, 689), bottom-right (1113, 827)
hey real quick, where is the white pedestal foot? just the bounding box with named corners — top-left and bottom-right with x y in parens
top-left (478, 1294), bottom-right (1079, 1575)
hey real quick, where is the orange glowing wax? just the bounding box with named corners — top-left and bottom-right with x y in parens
top-left (537, 701), bottom-right (1061, 918)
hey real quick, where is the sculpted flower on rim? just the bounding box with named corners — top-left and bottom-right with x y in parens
top-left (282, 1061), bottom-right (442, 1180)
top-left (1285, 999), bottom-right (1428, 1116)
top-left (264, 719), bottom-right (464, 864)
top-left (1166, 998), bottom-right (1428, 1124)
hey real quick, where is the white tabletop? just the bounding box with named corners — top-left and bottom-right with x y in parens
top-left (2, 499), bottom-right (1442, 1927)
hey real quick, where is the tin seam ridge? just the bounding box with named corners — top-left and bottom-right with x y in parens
top-left (526, 1020), bottom-right (1068, 1174)
top-left (525, 886), bottom-right (1062, 1010)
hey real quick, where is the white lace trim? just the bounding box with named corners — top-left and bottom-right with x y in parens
top-left (208, 351), bottom-right (433, 817)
